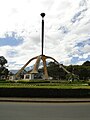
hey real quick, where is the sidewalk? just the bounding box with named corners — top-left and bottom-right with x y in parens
top-left (0, 97), bottom-right (90, 103)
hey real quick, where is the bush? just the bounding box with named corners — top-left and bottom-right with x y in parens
top-left (17, 79), bottom-right (50, 83)
top-left (66, 73), bottom-right (79, 82)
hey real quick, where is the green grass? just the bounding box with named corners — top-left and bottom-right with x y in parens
top-left (0, 79), bottom-right (90, 89)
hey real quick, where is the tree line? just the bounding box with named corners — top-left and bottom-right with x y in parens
top-left (46, 61), bottom-right (90, 80)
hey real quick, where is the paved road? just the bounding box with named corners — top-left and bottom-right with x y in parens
top-left (0, 102), bottom-right (90, 120)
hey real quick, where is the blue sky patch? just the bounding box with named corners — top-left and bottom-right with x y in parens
top-left (75, 38), bottom-right (90, 49)
top-left (71, 55), bottom-right (90, 65)
top-left (71, 8), bottom-right (87, 23)
top-left (71, 57), bottom-right (79, 64)
top-left (76, 42), bottom-right (84, 47)
top-left (0, 32), bottom-right (23, 46)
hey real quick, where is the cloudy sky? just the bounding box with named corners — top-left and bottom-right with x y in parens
top-left (0, 0), bottom-right (90, 70)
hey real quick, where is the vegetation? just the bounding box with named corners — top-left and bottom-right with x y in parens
top-left (0, 79), bottom-right (90, 89)
top-left (46, 61), bottom-right (90, 81)
top-left (0, 56), bottom-right (9, 79)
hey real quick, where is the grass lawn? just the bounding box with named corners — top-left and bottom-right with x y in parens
top-left (0, 79), bottom-right (90, 89)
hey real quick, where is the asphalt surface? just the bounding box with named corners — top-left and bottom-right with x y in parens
top-left (0, 102), bottom-right (90, 120)
top-left (0, 97), bottom-right (90, 103)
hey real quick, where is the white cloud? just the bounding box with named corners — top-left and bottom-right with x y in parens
top-left (76, 60), bottom-right (85, 65)
top-left (0, 0), bottom-right (90, 70)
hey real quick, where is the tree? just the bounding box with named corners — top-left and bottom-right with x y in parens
top-left (47, 62), bottom-right (66, 80)
top-left (67, 64), bottom-right (90, 80)
top-left (82, 61), bottom-right (90, 66)
top-left (0, 56), bottom-right (7, 66)
top-left (78, 66), bottom-right (90, 80)
top-left (0, 56), bottom-right (8, 79)
top-left (66, 73), bottom-right (79, 82)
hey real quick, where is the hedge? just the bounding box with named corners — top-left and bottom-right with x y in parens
top-left (0, 88), bottom-right (90, 98)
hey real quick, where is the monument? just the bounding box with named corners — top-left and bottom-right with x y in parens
top-left (15, 13), bottom-right (70, 80)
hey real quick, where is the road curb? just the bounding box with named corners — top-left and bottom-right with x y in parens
top-left (0, 98), bottom-right (90, 103)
